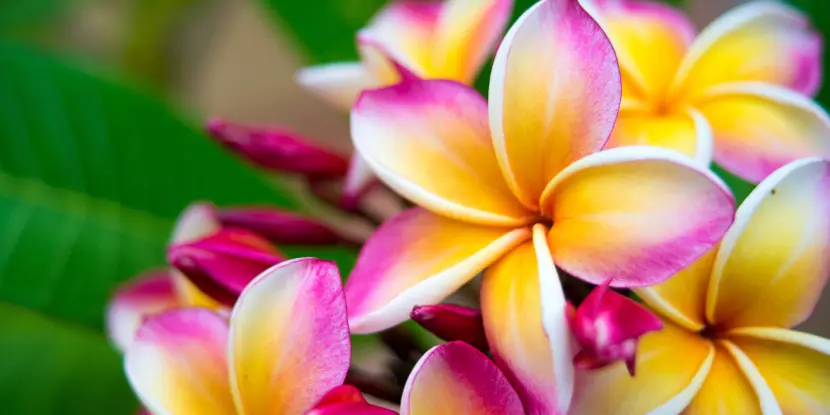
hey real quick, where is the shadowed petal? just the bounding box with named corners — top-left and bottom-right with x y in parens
top-left (107, 270), bottom-right (180, 352)
top-left (296, 62), bottom-right (377, 111)
top-left (411, 304), bottom-right (488, 351)
top-left (402, 342), bottom-right (524, 415)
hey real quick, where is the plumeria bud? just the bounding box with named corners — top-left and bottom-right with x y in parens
top-left (219, 206), bottom-right (354, 245)
top-left (567, 282), bottom-right (663, 376)
top-left (307, 385), bottom-right (396, 415)
top-left (206, 118), bottom-right (350, 179)
top-left (167, 228), bottom-right (285, 306)
top-left (411, 304), bottom-right (488, 351)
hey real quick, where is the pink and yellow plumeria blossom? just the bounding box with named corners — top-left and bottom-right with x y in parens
top-left (583, 0), bottom-right (830, 183)
top-left (124, 258), bottom-right (382, 415)
top-left (106, 203), bottom-right (227, 351)
top-left (402, 341), bottom-right (525, 414)
top-left (297, 0), bottom-right (513, 200)
top-left (570, 157), bottom-right (830, 414)
top-left (345, 0), bottom-right (735, 412)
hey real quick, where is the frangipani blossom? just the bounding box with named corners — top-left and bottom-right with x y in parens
top-left (570, 158), bottom-right (830, 414)
top-left (346, 0), bottom-right (734, 411)
top-left (585, 0), bottom-right (830, 183)
top-left (107, 203), bottom-right (226, 351)
top-left (402, 341), bottom-right (525, 414)
top-left (297, 0), bottom-right (513, 201)
top-left (125, 258), bottom-right (382, 415)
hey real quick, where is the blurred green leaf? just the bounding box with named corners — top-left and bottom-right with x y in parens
top-left (0, 41), bottom-right (360, 414)
top-left (0, 0), bottom-right (68, 36)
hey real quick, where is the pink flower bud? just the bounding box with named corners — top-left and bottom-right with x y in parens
top-left (206, 118), bottom-right (350, 179)
top-left (219, 207), bottom-right (353, 245)
top-left (411, 304), bottom-right (488, 351)
top-left (167, 228), bottom-right (285, 306)
top-left (307, 385), bottom-right (396, 415)
top-left (567, 282), bottom-right (663, 376)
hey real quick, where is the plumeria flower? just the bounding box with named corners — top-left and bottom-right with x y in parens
top-left (297, 0), bottom-right (514, 202)
top-left (107, 203), bottom-right (229, 351)
top-left (345, 0), bottom-right (734, 411)
top-left (569, 158), bottom-right (830, 414)
top-left (124, 258), bottom-right (387, 415)
top-left (402, 341), bottom-right (525, 414)
top-left (583, 0), bottom-right (830, 183)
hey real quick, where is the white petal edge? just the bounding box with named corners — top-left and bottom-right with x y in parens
top-left (687, 107), bottom-right (714, 167)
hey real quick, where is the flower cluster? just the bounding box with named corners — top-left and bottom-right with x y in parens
top-left (108, 0), bottom-right (830, 414)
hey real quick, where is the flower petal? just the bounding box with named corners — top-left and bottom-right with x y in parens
top-left (605, 108), bottom-right (714, 165)
top-left (351, 79), bottom-right (533, 226)
top-left (634, 248), bottom-right (716, 332)
top-left (481, 226), bottom-right (573, 415)
top-left (489, 0), bottom-right (621, 208)
top-left (169, 203), bottom-right (224, 309)
top-left (706, 158), bottom-right (830, 329)
top-left (683, 344), bottom-right (764, 415)
top-left (728, 327), bottom-right (830, 414)
top-left (342, 154), bottom-right (377, 209)
top-left (584, 0), bottom-right (696, 100)
top-left (402, 342), bottom-right (524, 415)
top-left (124, 309), bottom-right (235, 415)
top-left (696, 83), bottom-right (830, 184)
top-left (308, 385), bottom-right (397, 415)
top-left (430, 0), bottom-right (513, 83)
top-left (296, 62), bottom-right (377, 111)
top-left (568, 320), bottom-right (714, 415)
top-left (345, 208), bottom-right (530, 333)
top-left (671, 2), bottom-right (821, 100)
top-left (218, 206), bottom-right (350, 246)
top-left (106, 270), bottom-right (180, 352)
top-left (229, 258), bottom-right (350, 415)
top-left (542, 147), bottom-right (735, 287)
top-left (363, 0), bottom-right (442, 76)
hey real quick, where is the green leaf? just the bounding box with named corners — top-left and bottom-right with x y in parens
top-left (0, 0), bottom-right (68, 35)
top-left (0, 41), bottom-right (355, 413)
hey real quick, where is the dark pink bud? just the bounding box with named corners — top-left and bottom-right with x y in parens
top-left (219, 207), bottom-right (353, 245)
top-left (411, 304), bottom-right (488, 351)
top-left (206, 118), bottom-right (350, 179)
top-left (167, 228), bottom-right (285, 306)
top-left (307, 385), bottom-right (396, 415)
top-left (567, 282), bottom-right (663, 376)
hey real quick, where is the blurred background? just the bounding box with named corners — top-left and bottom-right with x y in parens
top-left (1, 0), bottom-right (828, 413)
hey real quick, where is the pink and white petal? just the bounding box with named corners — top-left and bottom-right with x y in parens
top-left (296, 62), bottom-right (378, 111)
top-left (229, 258), bottom-right (350, 415)
top-left (402, 342), bottom-right (524, 415)
top-left (728, 327), bottom-right (830, 414)
top-left (170, 202), bottom-right (220, 244)
top-left (489, 0), bottom-right (621, 208)
top-left (706, 158), bottom-right (830, 329)
top-left (568, 320), bottom-right (715, 415)
top-left (584, 0), bottom-right (697, 99)
top-left (363, 0), bottom-right (442, 76)
top-left (431, 0), bottom-right (513, 83)
top-left (541, 147), bottom-right (735, 287)
top-left (481, 226), bottom-right (573, 415)
top-left (605, 108), bottom-right (714, 165)
top-left (696, 83), bottom-right (830, 184)
top-left (124, 309), bottom-right (236, 415)
top-left (107, 270), bottom-right (180, 352)
top-left (351, 79), bottom-right (533, 226)
top-left (672, 2), bottom-right (822, 100)
top-left (346, 207), bottom-right (530, 334)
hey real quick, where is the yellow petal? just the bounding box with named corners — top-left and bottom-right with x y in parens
top-left (568, 320), bottom-right (714, 415)
top-left (671, 2), bottom-right (821, 101)
top-left (481, 227), bottom-right (573, 415)
top-left (634, 248), bottom-right (716, 332)
top-left (229, 259), bottom-right (351, 415)
top-left (489, 0), bottom-right (621, 207)
top-left (346, 208), bottom-right (530, 333)
top-left (706, 158), bottom-right (830, 329)
top-left (729, 327), bottom-right (830, 414)
top-left (683, 344), bottom-right (762, 415)
top-left (585, 0), bottom-right (696, 101)
top-left (351, 79), bottom-right (533, 226)
top-left (696, 83), bottom-right (830, 184)
top-left (605, 108), bottom-right (714, 165)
